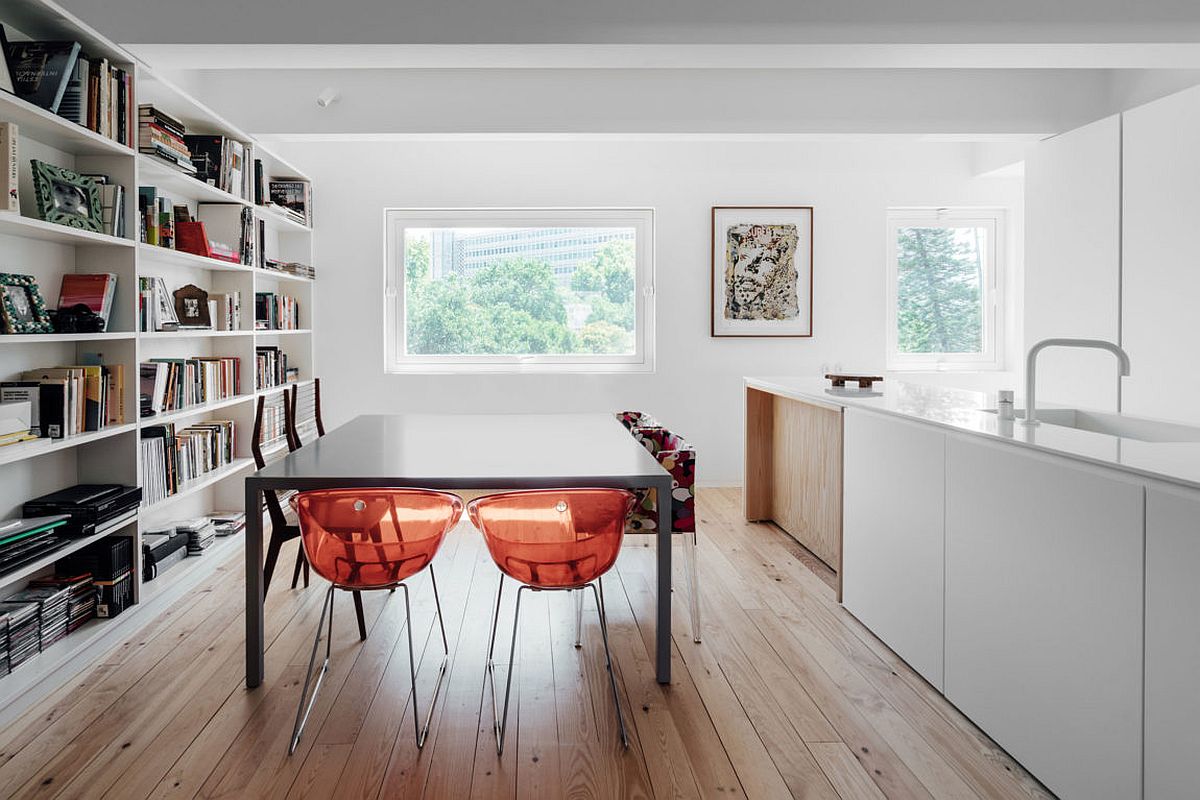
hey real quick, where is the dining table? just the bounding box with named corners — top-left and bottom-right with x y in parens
top-left (244, 412), bottom-right (677, 686)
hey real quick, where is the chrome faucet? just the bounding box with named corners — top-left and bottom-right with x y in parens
top-left (1023, 338), bottom-right (1131, 425)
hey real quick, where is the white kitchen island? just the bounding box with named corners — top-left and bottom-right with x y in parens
top-left (744, 376), bottom-right (1200, 800)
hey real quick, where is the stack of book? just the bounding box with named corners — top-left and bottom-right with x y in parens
top-left (4, 34), bottom-right (134, 147)
top-left (139, 356), bottom-right (241, 416)
top-left (210, 511), bottom-right (246, 537)
top-left (266, 178), bottom-right (312, 226)
top-left (6, 585), bottom-right (71, 651)
top-left (1, 601), bottom-right (40, 671)
top-left (138, 105), bottom-right (195, 174)
top-left (254, 293), bottom-right (300, 330)
top-left (215, 292), bottom-right (242, 331)
top-left (0, 516), bottom-right (70, 579)
top-left (0, 400), bottom-right (39, 449)
top-left (1, 361), bottom-right (126, 439)
top-left (57, 273), bottom-right (118, 331)
top-left (57, 538), bottom-right (133, 619)
top-left (196, 203), bottom-right (254, 265)
top-left (185, 136), bottom-right (251, 200)
top-left (137, 276), bottom-right (178, 332)
top-left (30, 574), bottom-right (97, 633)
top-left (137, 187), bottom-right (176, 248)
top-left (255, 347), bottom-right (296, 390)
top-left (261, 259), bottom-right (315, 280)
top-left (177, 518), bottom-right (217, 555)
top-left (256, 390), bottom-right (290, 446)
top-left (140, 420), bottom-right (237, 504)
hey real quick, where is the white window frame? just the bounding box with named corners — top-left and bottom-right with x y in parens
top-left (886, 207), bottom-right (1005, 372)
top-left (384, 207), bottom-right (655, 374)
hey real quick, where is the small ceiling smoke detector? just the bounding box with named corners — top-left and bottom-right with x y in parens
top-left (316, 88), bottom-right (339, 108)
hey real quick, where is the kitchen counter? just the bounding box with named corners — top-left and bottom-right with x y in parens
top-left (746, 376), bottom-right (1200, 491)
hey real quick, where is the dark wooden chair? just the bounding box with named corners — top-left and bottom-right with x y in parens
top-left (255, 386), bottom-right (366, 640)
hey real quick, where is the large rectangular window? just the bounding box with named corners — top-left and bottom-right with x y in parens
top-left (886, 208), bottom-right (1004, 371)
top-left (385, 208), bottom-right (654, 372)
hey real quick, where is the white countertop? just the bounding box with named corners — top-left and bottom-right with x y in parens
top-left (746, 376), bottom-right (1200, 492)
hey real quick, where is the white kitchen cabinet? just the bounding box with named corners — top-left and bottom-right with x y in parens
top-left (1145, 485), bottom-right (1200, 800)
top-left (945, 437), bottom-right (1144, 800)
top-left (842, 408), bottom-right (946, 689)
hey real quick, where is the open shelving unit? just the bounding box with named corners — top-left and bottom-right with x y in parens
top-left (0, 0), bottom-right (317, 718)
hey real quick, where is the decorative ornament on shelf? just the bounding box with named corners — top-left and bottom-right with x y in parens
top-left (0, 273), bottom-right (54, 334)
top-left (30, 160), bottom-right (103, 233)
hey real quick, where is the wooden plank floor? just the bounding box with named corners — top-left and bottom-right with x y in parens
top-left (0, 489), bottom-right (1055, 799)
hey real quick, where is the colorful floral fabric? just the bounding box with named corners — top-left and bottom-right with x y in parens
top-left (616, 413), bottom-right (696, 534)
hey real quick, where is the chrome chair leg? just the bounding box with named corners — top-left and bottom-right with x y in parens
top-left (412, 565), bottom-right (450, 748)
top-left (574, 589), bottom-right (584, 648)
top-left (489, 583), bottom-right (526, 755)
top-left (684, 531), bottom-right (701, 643)
top-left (591, 578), bottom-right (629, 748)
top-left (289, 584), bottom-right (335, 755)
top-left (484, 572), bottom-right (506, 752)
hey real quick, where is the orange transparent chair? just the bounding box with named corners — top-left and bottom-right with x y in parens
top-left (468, 488), bottom-right (636, 754)
top-left (287, 488), bottom-right (463, 755)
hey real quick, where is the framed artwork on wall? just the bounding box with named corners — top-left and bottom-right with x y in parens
top-left (711, 205), bottom-right (813, 337)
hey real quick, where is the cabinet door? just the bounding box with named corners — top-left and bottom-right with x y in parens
top-left (842, 408), bottom-right (945, 688)
top-left (945, 438), bottom-right (1144, 800)
top-left (1145, 486), bottom-right (1200, 799)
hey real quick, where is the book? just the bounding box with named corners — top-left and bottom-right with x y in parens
top-left (0, 382), bottom-right (42, 436)
top-left (268, 179), bottom-right (312, 227)
top-left (58, 273), bottom-right (117, 328)
top-left (0, 25), bottom-right (14, 94)
top-left (0, 121), bottom-right (16, 212)
top-left (57, 55), bottom-right (88, 127)
top-left (6, 41), bottom-right (81, 113)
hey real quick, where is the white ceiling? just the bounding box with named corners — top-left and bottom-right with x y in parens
top-left (54, 0), bottom-right (1200, 44)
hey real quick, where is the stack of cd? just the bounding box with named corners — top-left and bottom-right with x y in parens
top-left (7, 585), bottom-right (71, 650)
top-left (30, 574), bottom-right (96, 634)
top-left (209, 511), bottom-right (246, 537)
top-left (177, 518), bottom-right (217, 555)
top-left (2, 601), bottom-right (40, 669)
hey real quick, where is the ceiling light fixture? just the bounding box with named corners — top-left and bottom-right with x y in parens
top-left (316, 88), bottom-right (339, 108)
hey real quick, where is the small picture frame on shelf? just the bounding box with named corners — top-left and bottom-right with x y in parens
top-left (0, 273), bottom-right (54, 334)
top-left (30, 160), bottom-right (103, 233)
top-left (173, 283), bottom-right (212, 329)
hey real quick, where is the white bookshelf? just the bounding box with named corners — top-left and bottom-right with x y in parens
top-left (0, 0), bottom-right (317, 718)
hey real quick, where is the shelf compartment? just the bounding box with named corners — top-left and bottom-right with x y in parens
top-left (139, 457), bottom-right (255, 515)
top-left (0, 424), bottom-right (137, 469)
top-left (0, 332), bottom-right (136, 345)
top-left (137, 155), bottom-right (253, 207)
top-left (0, 511), bottom-right (137, 592)
top-left (0, 213), bottom-right (135, 248)
top-left (142, 394), bottom-right (255, 427)
top-left (0, 92), bottom-right (134, 157)
top-left (137, 244), bottom-right (254, 274)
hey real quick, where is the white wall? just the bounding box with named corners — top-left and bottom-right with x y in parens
top-left (1024, 114), bottom-right (1122, 409)
top-left (281, 139), bottom-right (1022, 484)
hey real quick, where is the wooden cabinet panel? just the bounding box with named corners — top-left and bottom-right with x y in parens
top-left (945, 437), bottom-right (1144, 800)
top-left (842, 409), bottom-right (946, 688)
top-left (744, 387), bottom-right (842, 570)
top-left (1145, 485), bottom-right (1200, 800)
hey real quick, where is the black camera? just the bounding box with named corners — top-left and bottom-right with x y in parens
top-left (52, 303), bottom-right (107, 333)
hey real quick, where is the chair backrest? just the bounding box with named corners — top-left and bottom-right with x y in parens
top-left (253, 392), bottom-right (300, 529)
top-left (467, 489), bottom-right (635, 589)
top-left (289, 379), bottom-right (325, 447)
top-left (292, 488), bottom-right (462, 589)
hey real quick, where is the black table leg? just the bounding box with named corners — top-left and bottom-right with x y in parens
top-left (655, 476), bottom-right (673, 684)
top-left (246, 480), bottom-right (265, 688)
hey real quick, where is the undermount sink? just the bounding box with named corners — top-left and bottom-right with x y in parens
top-left (981, 408), bottom-right (1200, 443)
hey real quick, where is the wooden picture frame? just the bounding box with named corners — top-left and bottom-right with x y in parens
top-left (0, 273), bottom-right (54, 333)
top-left (30, 159), bottom-right (103, 233)
top-left (711, 205), bottom-right (813, 338)
top-left (173, 283), bottom-right (212, 329)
